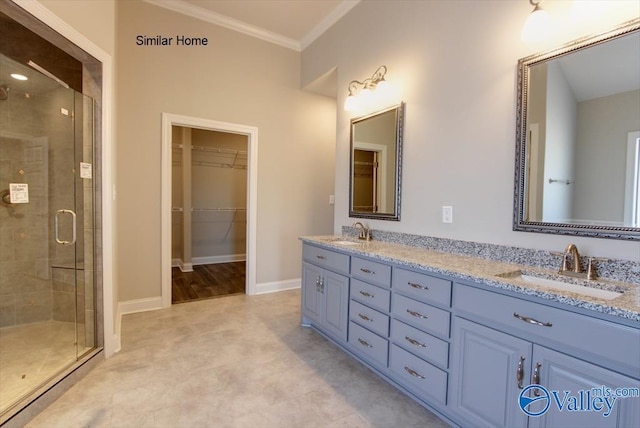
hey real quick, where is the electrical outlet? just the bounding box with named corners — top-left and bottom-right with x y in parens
top-left (442, 206), bottom-right (453, 223)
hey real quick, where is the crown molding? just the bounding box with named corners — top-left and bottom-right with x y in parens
top-left (300, 0), bottom-right (360, 50)
top-left (143, 0), bottom-right (301, 51)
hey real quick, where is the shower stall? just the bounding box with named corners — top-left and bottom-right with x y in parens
top-left (0, 53), bottom-right (96, 416)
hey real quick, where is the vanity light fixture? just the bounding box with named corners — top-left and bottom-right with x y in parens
top-left (521, 0), bottom-right (552, 42)
top-left (344, 65), bottom-right (391, 112)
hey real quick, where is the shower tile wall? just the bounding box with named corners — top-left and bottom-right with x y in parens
top-left (0, 74), bottom-right (87, 329)
top-left (0, 136), bottom-right (51, 327)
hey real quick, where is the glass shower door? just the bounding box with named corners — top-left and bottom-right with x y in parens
top-left (0, 53), bottom-right (95, 416)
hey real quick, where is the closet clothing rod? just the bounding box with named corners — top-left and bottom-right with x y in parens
top-left (191, 145), bottom-right (248, 156)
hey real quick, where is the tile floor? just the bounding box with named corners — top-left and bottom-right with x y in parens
top-left (25, 290), bottom-right (449, 427)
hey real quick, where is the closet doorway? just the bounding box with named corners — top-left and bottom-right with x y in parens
top-left (171, 127), bottom-right (248, 303)
top-left (161, 114), bottom-right (258, 308)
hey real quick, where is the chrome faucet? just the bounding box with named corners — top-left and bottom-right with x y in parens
top-left (353, 222), bottom-right (370, 241)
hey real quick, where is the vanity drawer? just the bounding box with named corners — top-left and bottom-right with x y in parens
top-left (393, 268), bottom-right (452, 307)
top-left (351, 279), bottom-right (391, 312)
top-left (303, 244), bottom-right (349, 275)
top-left (351, 300), bottom-right (390, 337)
top-left (351, 256), bottom-right (392, 288)
top-left (391, 319), bottom-right (449, 369)
top-left (454, 284), bottom-right (640, 377)
top-left (390, 344), bottom-right (447, 404)
top-left (348, 321), bottom-right (389, 367)
top-left (393, 294), bottom-right (451, 338)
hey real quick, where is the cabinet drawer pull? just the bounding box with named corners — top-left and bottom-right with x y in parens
top-left (404, 366), bottom-right (426, 379)
top-left (406, 309), bottom-right (428, 319)
top-left (516, 356), bottom-right (525, 389)
top-left (360, 267), bottom-right (375, 274)
top-left (408, 282), bottom-right (428, 290)
top-left (405, 336), bottom-right (427, 348)
top-left (513, 312), bottom-right (552, 327)
top-left (359, 291), bottom-right (374, 298)
top-left (358, 313), bottom-right (373, 322)
top-left (357, 338), bottom-right (373, 348)
top-left (316, 255), bottom-right (326, 260)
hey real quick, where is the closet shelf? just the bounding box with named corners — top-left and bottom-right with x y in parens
top-left (192, 208), bottom-right (246, 212)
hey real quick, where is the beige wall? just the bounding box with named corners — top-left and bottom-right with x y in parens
top-left (116, 1), bottom-right (335, 301)
top-left (37, 0), bottom-right (116, 55)
top-left (302, 0), bottom-right (640, 261)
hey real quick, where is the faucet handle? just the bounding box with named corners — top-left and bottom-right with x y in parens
top-left (586, 257), bottom-right (610, 281)
top-left (551, 251), bottom-right (569, 273)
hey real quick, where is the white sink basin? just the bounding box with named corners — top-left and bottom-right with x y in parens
top-left (497, 270), bottom-right (623, 301)
top-left (331, 240), bottom-right (362, 246)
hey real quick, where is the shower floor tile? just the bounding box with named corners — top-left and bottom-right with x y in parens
top-left (0, 320), bottom-right (77, 414)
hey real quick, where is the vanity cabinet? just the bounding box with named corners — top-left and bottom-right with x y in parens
top-left (389, 267), bottom-right (452, 405)
top-left (300, 239), bottom-right (639, 428)
top-left (449, 283), bottom-right (640, 428)
top-left (347, 258), bottom-right (392, 368)
top-left (301, 245), bottom-right (350, 342)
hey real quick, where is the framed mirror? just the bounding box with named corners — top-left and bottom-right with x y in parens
top-left (514, 19), bottom-right (640, 240)
top-left (350, 103), bottom-right (404, 221)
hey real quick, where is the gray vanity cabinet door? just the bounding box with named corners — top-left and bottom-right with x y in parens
top-left (322, 269), bottom-right (349, 341)
top-left (449, 317), bottom-right (531, 428)
top-left (301, 262), bottom-right (349, 342)
top-left (302, 263), bottom-right (323, 325)
top-left (529, 346), bottom-right (640, 428)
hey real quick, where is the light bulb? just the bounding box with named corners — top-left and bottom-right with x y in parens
top-left (521, 5), bottom-right (552, 43)
top-left (373, 80), bottom-right (392, 105)
top-left (344, 95), bottom-right (359, 112)
top-left (359, 88), bottom-right (373, 106)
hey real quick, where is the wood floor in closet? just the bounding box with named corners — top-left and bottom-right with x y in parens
top-left (171, 262), bottom-right (245, 304)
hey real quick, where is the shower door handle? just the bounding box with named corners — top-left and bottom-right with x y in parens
top-left (55, 209), bottom-right (76, 245)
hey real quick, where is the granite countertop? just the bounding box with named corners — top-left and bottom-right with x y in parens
top-left (300, 235), bottom-right (640, 324)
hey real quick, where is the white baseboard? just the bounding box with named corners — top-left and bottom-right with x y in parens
top-left (172, 255), bottom-right (246, 271)
top-left (193, 254), bottom-right (246, 265)
top-left (118, 296), bottom-right (163, 316)
top-left (255, 278), bottom-right (301, 295)
top-left (115, 297), bottom-right (162, 353)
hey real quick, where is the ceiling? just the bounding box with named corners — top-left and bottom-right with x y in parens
top-left (146, 0), bottom-right (360, 51)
